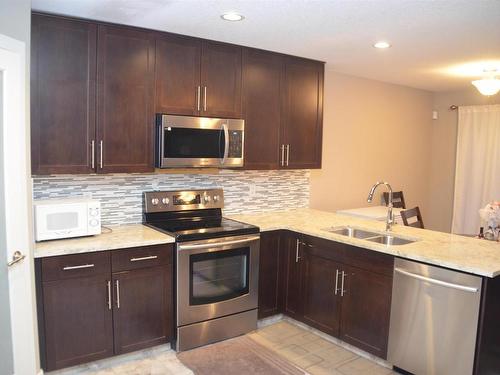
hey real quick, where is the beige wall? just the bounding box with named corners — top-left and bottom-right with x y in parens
top-left (427, 87), bottom-right (500, 232)
top-left (310, 70), bottom-right (434, 221)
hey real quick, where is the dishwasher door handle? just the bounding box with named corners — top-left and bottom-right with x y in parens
top-left (394, 267), bottom-right (479, 293)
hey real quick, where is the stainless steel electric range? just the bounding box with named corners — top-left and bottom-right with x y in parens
top-left (143, 189), bottom-right (260, 351)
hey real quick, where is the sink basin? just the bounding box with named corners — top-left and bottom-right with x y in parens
top-left (325, 226), bottom-right (418, 246)
top-left (366, 234), bottom-right (416, 246)
top-left (328, 226), bottom-right (379, 239)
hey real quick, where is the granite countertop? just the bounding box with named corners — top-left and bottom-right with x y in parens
top-left (34, 224), bottom-right (175, 258)
top-left (228, 208), bottom-right (500, 278)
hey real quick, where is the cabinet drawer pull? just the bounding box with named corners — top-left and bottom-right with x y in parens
top-left (63, 263), bottom-right (95, 271)
top-left (334, 269), bottom-right (340, 295)
top-left (130, 255), bottom-right (158, 262)
top-left (341, 271), bottom-right (346, 297)
top-left (115, 280), bottom-right (120, 309)
top-left (107, 280), bottom-right (111, 310)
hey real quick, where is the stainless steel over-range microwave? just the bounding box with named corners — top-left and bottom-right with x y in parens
top-left (155, 114), bottom-right (244, 168)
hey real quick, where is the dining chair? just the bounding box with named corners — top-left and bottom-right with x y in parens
top-left (400, 206), bottom-right (424, 229)
top-left (383, 191), bottom-right (406, 209)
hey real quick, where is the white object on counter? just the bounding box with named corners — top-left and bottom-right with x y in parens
top-left (336, 206), bottom-right (404, 225)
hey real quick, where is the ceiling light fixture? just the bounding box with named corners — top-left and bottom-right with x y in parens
top-left (472, 69), bottom-right (500, 96)
top-left (373, 41), bottom-right (391, 49)
top-left (221, 12), bottom-right (244, 21)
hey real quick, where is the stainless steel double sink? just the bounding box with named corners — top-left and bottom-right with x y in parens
top-left (325, 226), bottom-right (419, 246)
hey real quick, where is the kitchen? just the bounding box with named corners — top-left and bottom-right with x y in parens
top-left (1, 1), bottom-right (500, 375)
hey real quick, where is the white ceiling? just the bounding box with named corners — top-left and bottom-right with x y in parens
top-left (31, 0), bottom-right (500, 92)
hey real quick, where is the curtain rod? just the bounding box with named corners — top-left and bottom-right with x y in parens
top-left (450, 105), bottom-right (458, 110)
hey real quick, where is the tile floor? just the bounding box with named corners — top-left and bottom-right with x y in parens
top-left (48, 319), bottom-right (395, 375)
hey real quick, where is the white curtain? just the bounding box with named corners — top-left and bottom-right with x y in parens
top-left (452, 104), bottom-right (500, 235)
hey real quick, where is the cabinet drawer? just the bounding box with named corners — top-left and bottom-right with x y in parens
top-left (111, 244), bottom-right (173, 272)
top-left (41, 251), bottom-right (110, 282)
top-left (344, 245), bottom-right (394, 277)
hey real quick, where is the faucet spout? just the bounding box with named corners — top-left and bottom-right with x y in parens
top-left (367, 181), bottom-right (394, 231)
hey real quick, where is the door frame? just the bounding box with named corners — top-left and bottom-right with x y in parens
top-left (0, 33), bottom-right (40, 375)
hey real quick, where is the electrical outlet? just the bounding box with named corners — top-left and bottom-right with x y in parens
top-left (249, 184), bottom-right (256, 196)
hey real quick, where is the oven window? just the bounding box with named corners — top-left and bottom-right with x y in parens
top-left (163, 127), bottom-right (224, 159)
top-left (189, 247), bottom-right (249, 305)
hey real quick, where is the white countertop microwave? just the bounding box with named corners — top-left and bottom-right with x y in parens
top-left (34, 198), bottom-right (101, 241)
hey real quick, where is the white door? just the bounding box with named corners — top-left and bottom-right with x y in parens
top-left (0, 34), bottom-right (39, 375)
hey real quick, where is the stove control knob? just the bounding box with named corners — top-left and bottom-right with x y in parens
top-left (151, 198), bottom-right (159, 206)
top-left (203, 195), bottom-right (211, 203)
top-left (162, 197), bottom-right (169, 205)
top-left (213, 195), bottom-right (220, 202)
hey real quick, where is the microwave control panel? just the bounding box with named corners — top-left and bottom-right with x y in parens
top-left (228, 130), bottom-right (243, 158)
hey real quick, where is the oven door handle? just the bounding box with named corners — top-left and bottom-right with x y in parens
top-left (178, 236), bottom-right (260, 251)
top-left (220, 123), bottom-right (229, 165)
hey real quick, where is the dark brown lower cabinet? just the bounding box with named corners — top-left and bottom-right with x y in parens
top-left (339, 266), bottom-right (392, 358)
top-left (258, 231), bottom-right (282, 319)
top-left (112, 266), bottom-right (171, 354)
top-left (302, 251), bottom-right (342, 336)
top-left (42, 274), bottom-right (113, 370)
top-left (36, 244), bottom-right (173, 371)
top-left (258, 230), bottom-right (394, 360)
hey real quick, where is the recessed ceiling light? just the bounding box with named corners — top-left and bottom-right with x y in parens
top-left (221, 12), bottom-right (244, 21)
top-left (373, 41), bottom-right (391, 49)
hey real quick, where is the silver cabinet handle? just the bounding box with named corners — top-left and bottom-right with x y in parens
top-left (115, 280), bottom-right (120, 309)
top-left (63, 263), bottom-right (95, 271)
top-left (334, 269), bottom-right (340, 295)
top-left (99, 140), bottom-right (103, 169)
top-left (197, 86), bottom-right (201, 111)
top-left (341, 271), bottom-right (346, 296)
top-left (280, 145), bottom-right (285, 166)
top-left (286, 144), bottom-right (290, 166)
top-left (91, 140), bottom-right (95, 169)
top-left (7, 251), bottom-right (26, 267)
top-left (107, 280), bottom-right (112, 310)
top-left (130, 255), bottom-right (158, 262)
top-left (203, 86), bottom-right (207, 111)
top-left (394, 268), bottom-right (479, 293)
top-left (295, 239), bottom-right (301, 263)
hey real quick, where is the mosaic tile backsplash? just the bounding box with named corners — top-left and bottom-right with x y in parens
top-left (33, 170), bottom-right (310, 226)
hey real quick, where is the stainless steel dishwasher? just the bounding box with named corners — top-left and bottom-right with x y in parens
top-left (388, 258), bottom-right (482, 375)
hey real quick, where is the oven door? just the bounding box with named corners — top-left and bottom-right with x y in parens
top-left (176, 234), bottom-right (259, 326)
top-left (157, 114), bottom-right (244, 168)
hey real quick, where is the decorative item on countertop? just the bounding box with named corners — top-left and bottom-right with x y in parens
top-left (479, 202), bottom-right (500, 241)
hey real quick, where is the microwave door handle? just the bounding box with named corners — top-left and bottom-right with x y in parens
top-left (221, 123), bottom-right (229, 164)
top-left (160, 123), bottom-right (166, 167)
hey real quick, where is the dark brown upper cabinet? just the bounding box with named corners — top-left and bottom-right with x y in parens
top-left (155, 37), bottom-right (242, 118)
top-left (97, 25), bottom-right (155, 173)
top-left (155, 34), bottom-right (202, 116)
top-left (31, 14), bottom-right (97, 175)
top-left (242, 51), bottom-right (324, 170)
top-left (242, 49), bottom-right (284, 169)
top-left (282, 57), bottom-right (324, 169)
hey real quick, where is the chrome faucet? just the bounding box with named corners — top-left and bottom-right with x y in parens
top-left (367, 181), bottom-right (394, 231)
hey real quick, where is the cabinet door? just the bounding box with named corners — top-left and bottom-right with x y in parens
top-left (340, 266), bottom-right (392, 359)
top-left (282, 234), bottom-right (303, 319)
top-left (31, 14), bottom-right (97, 175)
top-left (282, 57), bottom-right (323, 169)
top-left (42, 274), bottom-right (113, 371)
top-left (302, 250), bottom-right (342, 336)
top-left (258, 231), bottom-right (282, 318)
top-left (112, 266), bottom-right (172, 355)
top-left (97, 25), bottom-right (155, 173)
top-left (155, 34), bottom-right (201, 115)
top-left (242, 49), bottom-right (283, 169)
top-left (201, 41), bottom-right (242, 118)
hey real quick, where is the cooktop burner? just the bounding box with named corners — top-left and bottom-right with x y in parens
top-left (143, 189), bottom-right (259, 242)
